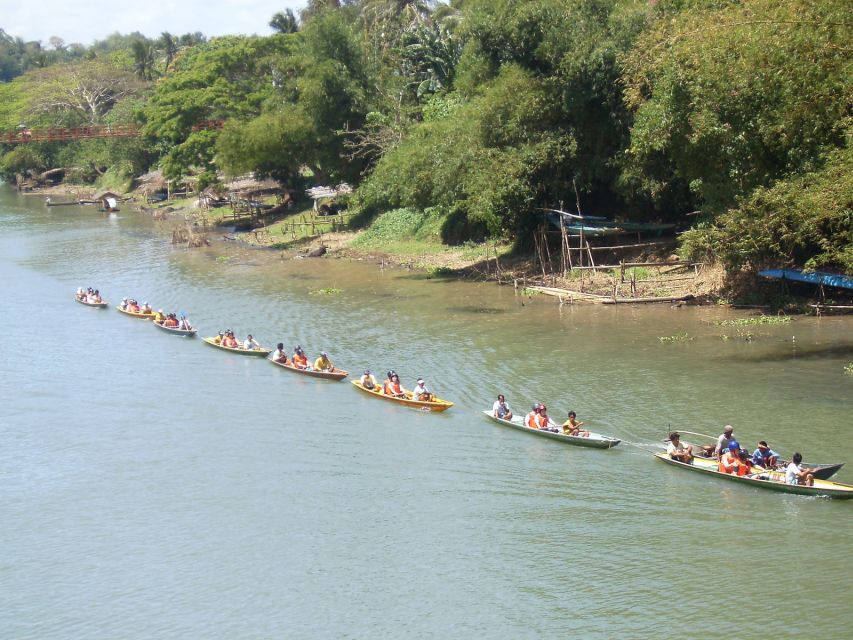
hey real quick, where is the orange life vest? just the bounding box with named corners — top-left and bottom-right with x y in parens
top-left (719, 452), bottom-right (749, 476)
top-left (293, 353), bottom-right (308, 367)
top-left (526, 412), bottom-right (538, 428)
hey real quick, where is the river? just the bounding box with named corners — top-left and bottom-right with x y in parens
top-left (2, 185), bottom-right (852, 638)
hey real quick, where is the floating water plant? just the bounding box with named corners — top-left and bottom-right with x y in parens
top-left (715, 315), bottom-right (792, 326)
top-left (659, 332), bottom-right (692, 343)
top-left (309, 287), bottom-right (342, 295)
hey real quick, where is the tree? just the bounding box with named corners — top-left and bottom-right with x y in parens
top-left (131, 38), bottom-right (157, 80)
top-left (27, 59), bottom-right (143, 125)
top-left (269, 10), bottom-right (299, 33)
top-left (159, 32), bottom-right (178, 72)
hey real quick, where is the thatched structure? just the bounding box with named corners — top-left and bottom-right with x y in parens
top-left (93, 190), bottom-right (121, 211)
top-left (138, 169), bottom-right (168, 195)
top-left (226, 174), bottom-right (282, 198)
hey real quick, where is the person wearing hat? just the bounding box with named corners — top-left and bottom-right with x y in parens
top-left (525, 404), bottom-right (542, 429)
top-left (666, 431), bottom-right (693, 463)
top-left (492, 394), bottom-right (512, 420)
top-left (120, 297), bottom-right (129, 310)
top-left (313, 351), bottom-right (334, 372)
top-left (360, 369), bottom-right (377, 390)
top-left (751, 441), bottom-right (780, 469)
top-left (383, 371), bottom-right (405, 397)
top-left (713, 425), bottom-right (736, 460)
top-left (153, 308), bottom-right (166, 323)
top-left (292, 346), bottom-right (309, 369)
top-left (271, 343), bottom-right (288, 364)
top-left (411, 378), bottom-right (433, 402)
top-left (718, 440), bottom-right (750, 476)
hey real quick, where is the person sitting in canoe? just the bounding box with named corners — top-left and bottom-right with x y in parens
top-left (87, 289), bottom-right (102, 303)
top-left (313, 351), bottom-right (334, 371)
top-left (141, 302), bottom-right (152, 314)
top-left (243, 334), bottom-right (260, 350)
top-left (360, 369), bottom-right (377, 390)
top-left (120, 297), bottom-right (129, 310)
top-left (164, 314), bottom-right (179, 328)
top-left (222, 331), bottom-right (239, 348)
top-left (292, 346), bottom-right (310, 369)
top-left (383, 371), bottom-right (406, 398)
top-left (562, 411), bottom-right (590, 437)
top-left (751, 441), bottom-right (780, 469)
top-left (536, 405), bottom-right (559, 432)
top-left (492, 394), bottom-right (512, 420)
top-left (719, 441), bottom-right (750, 476)
top-left (525, 404), bottom-right (541, 428)
top-left (666, 431), bottom-right (693, 463)
top-left (411, 378), bottom-right (433, 402)
top-left (713, 425), bottom-right (736, 460)
top-left (178, 315), bottom-right (192, 331)
top-left (127, 299), bottom-right (141, 313)
top-left (272, 343), bottom-right (288, 364)
top-left (154, 309), bottom-right (166, 323)
top-left (76, 287), bottom-right (85, 301)
top-left (785, 453), bottom-right (815, 486)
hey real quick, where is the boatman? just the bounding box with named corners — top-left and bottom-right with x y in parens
top-left (243, 334), bottom-right (260, 350)
top-left (713, 425), bottom-right (736, 460)
top-left (493, 394), bottom-right (512, 420)
top-left (360, 370), bottom-right (377, 389)
top-left (751, 441), bottom-right (780, 469)
top-left (666, 432), bottom-right (693, 463)
top-left (785, 453), bottom-right (815, 486)
top-left (562, 411), bottom-right (590, 437)
top-left (271, 343), bottom-right (288, 364)
top-left (411, 378), bottom-right (433, 402)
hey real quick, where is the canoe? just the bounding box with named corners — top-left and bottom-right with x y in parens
top-left (153, 320), bottom-right (197, 337)
top-left (115, 306), bottom-right (156, 320)
top-left (690, 455), bottom-right (843, 480)
top-left (351, 380), bottom-right (453, 412)
top-left (653, 454), bottom-right (853, 499)
top-left (481, 410), bottom-right (620, 449)
top-left (202, 336), bottom-right (271, 357)
top-left (74, 296), bottom-right (108, 308)
top-left (758, 269), bottom-right (853, 291)
top-left (269, 358), bottom-right (347, 380)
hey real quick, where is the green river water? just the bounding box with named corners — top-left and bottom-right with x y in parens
top-left (1, 185), bottom-right (852, 638)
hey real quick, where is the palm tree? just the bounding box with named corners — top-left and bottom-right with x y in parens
top-left (269, 9), bottom-right (299, 33)
top-left (131, 39), bottom-right (157, 80)
top-left (159, 32), bottom-right (178, 72)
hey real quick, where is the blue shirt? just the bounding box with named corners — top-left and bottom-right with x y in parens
top-left (752, 447), bottom-right (779, 467)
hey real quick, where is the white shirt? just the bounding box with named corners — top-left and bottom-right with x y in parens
top-left (244, 338), bottom-right (259, 350)
top-left (715, 434), bottom-right (733, 456)
top-left (785, 462), bottom-right (801, 485)
top-left (360, 374), bottom-right (377, 388)
top-left (667, 441), bottom-right (687, 456)
top-left (272, 349), bottom-right (286, 361)
top-left (412, 382), bottom-right (429, 399)
top-left (492, 400), bottom-right (511, 417)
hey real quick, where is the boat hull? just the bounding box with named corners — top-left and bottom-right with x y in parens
top-left (654, 454), bottom-right (853, 499)
top-left (202, 337), bottom-right (271, 356)
top-left (115, 306), bottom-right (156, 320)
top-left (75, 297), bottom-right (108, 308)
top-left (351, 380), bottom-right (453, 412)
top-left (269, 359), bottom-right (347, 380)
top-left (481, 410), bottom-right (620, 448)
top-left (691, 455), bottom-right (843, 480)
top-left (153, 321), bottom-right (197, 337)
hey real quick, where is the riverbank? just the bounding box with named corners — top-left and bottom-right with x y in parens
top-left (21, 181), bottom-right (824, 308)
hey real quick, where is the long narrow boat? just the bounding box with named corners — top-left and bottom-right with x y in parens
top-left (269, 358), bottom-right (347, 380)
top-left (74, 296), bottom-right (108, 308)
top-left (115, 306), bottom-right (156, 320)
top-left (481, 410), bottom-right (620, 449)
top-left (202, 336), bottom-right (271, 357)
top-left (653, 454), bottom-right (853, 499)
top-left (690, 455), bottom-right (843, 480)
top-left (153, 320), bottom-right (197, 337)
top-left (351, 380), bottom-right (453, 412)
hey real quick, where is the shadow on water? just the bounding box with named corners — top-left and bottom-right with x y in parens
top-left (719, 342), bottom-right (853, 363)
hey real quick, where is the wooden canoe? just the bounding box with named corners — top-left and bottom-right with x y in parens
top-left (654, 454), bottom-right (853, 499)
top-left (269, 358), bottom-right (347, 380)
top-left (351, 380), bottom-right (453, 412)
top-left (115, 306), bottom-right (156, 320)
top-left (481, 410), bottom-right (620, 449)
top-left (202, 336), bottom-right (271, 357)
top-left (153, 320), bottom-right (197, 337)
top-left (74, 296), bottom-right (108, 308)
top-left (690, 455), bottom-right (844, 480)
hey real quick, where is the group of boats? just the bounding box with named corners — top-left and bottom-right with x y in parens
top-left (75, 290), bottom-right (853, 499)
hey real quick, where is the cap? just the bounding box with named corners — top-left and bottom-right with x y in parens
top-left (532, 404), bottom-right (539, 411)
top-left (728, 440), bottom-right (740, 450)
top-left (724, 425), bottom-right (734, 433)
top-left (364, 370), bottom-right (371, 375)
top-left (158, 309), bottom-right (163, 313)
top-left (417, 378), bottom-right (424, 384)
top-left (321, 351), bottom-right (328, 357)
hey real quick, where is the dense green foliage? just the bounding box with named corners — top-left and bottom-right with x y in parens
top-left (1, 0), bottom-right (850, 279)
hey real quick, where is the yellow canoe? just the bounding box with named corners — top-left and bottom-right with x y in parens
top-left (351, 380), bottom-right (453, 412)
top-left (202, 336), bottom-right (271, 357)
top-left (115, 306), bottom-right (156, 320)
